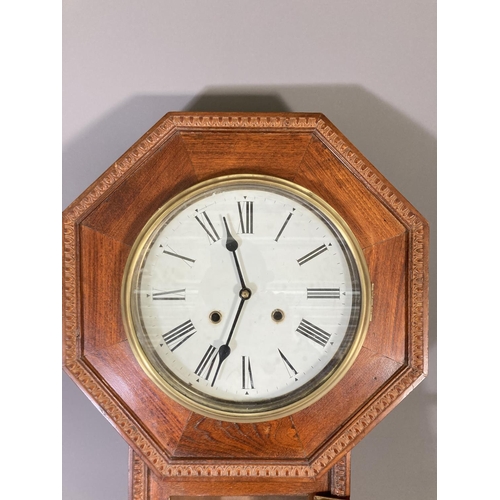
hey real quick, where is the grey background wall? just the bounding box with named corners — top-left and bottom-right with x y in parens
top-left (62, 1), bottom-right (436, 499)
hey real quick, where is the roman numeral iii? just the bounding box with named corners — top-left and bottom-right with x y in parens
top-left (296, 319), bottom-right (331, 347)
top-left (162, 320), bottom-right (196, 351)
top-left (237, 201), bottom-right (254, 234)
top-left (307, 288), bottom-right (340, 299)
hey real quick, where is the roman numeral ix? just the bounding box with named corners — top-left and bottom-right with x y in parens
top-left (296, 319), bottom-right (331, 347)
top-left (297, 244), bottom-right (328, 266)
top-left (162, 320), bottom-right (196, 351)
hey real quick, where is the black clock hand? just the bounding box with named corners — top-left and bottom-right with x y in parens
top-left (211, 217), bottom-right (253, 387)
top-left (210, 343), bottom-right (231, 388)
top-left (223, 216), bottom-right (247, 289)
top-left (211, 288), bottom-right (251, 387)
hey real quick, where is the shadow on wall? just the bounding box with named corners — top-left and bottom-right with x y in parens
top-left (62, 91), bottom-right (290, 209)
top-left (63, 85), bottom-right (436, 224)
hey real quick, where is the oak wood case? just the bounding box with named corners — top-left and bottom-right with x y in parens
top-left (62, 112), bottom-right (429, 499)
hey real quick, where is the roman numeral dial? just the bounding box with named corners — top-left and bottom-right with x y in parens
top-left (125, 177), bottom-right (367, 420)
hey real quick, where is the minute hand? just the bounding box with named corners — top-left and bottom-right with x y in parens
top-left (211, 294), bottom-right (247, 387)
top-left (223, 216), bottom-right (247, 289)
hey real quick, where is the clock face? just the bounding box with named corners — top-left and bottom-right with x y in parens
top-left (122, 175), bottom-right (371, 422)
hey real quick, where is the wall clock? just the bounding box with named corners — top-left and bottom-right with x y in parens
top-left (62, 112), bottom-right (428, 499)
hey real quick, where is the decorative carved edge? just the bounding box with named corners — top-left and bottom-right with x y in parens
top-left (63, 119), bottom-right (179, 225)
top-left (62, 218), bottom-right (79, 365)
top-left (130, 448), bottom-right (148, 500)
top-left (409, 222), bottom-right (428, 374)
top-left (64, 359), bottom-right (169, 471)
top-left (62, 112), bottom-right (428, 480)
top-left (62, 117), bottom-right (178, 363)
top-left (129, 448), bottom-right (350, 500)
top-left (314, 118), bottom-right (421, 225)
top-left (330, 452), bottom-right (351, 497)
top-left (169, 112), bottom-right (320, 130)
top-left (310, 366), bottom-right (424, 474)
top-left (313, 117), bottom-right (428, 377)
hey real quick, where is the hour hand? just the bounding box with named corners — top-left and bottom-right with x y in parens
top-left (223, 216), bottom-right (238, 252)
top-left (223, 216), bottom-right (248, 290)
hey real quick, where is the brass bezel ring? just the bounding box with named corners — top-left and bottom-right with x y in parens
top-left (121, 174), bottom-right (372, 423)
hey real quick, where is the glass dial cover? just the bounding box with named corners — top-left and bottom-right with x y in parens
top-left (122, 175), bottom-right (371, 422)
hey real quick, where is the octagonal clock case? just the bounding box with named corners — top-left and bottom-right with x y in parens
top-left (62, 112), bottom-right (429, 499)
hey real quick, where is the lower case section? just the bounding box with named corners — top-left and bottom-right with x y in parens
top-left (129, 449), bottom-right (350, 500)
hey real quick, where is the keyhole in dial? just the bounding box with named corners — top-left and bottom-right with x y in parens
top-left (209, 311), bottom-right (222, 324)
top-left (272, 309), bottom-right (285, 322)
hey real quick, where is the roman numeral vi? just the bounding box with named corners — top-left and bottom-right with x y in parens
top-left (242, 356), bottom-right (255, 390)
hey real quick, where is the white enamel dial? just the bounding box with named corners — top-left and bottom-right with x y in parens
top-left (123, 175), bottom-right (370, 421)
